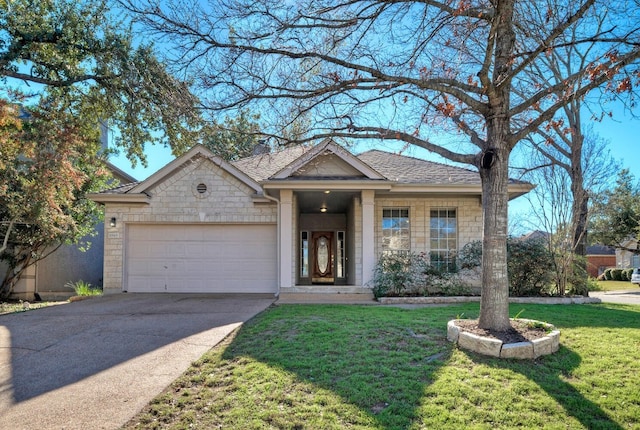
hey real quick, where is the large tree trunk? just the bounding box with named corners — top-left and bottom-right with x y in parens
top-left (478, 145), bottom-right (512, 331)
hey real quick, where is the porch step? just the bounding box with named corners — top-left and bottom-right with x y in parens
top-left (277, 286), bottom-right (376, 304)
top-left (281, 285), bottom-right (373, 294)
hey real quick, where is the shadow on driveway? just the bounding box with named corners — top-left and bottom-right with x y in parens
top-left (0, 293), bottom-right (273, 429)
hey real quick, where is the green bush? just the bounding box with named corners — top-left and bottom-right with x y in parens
top-left (587, 277), bottom-right (603, 291)
top-left (371, 252), bottom-right (471, 298)
top-left (371, 252), bottom-right (428, 298)
top-left (459, 237), bottom-right (554, 297)
top-left (65, 280), bottom-right (102, 296)
top-left (624, 268), bottom-right (634, 281)
top-left (611, 268), bottom-right (624, 281)
top-left (604, 268), bottom-right (613, 280)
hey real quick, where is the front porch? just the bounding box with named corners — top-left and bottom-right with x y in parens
top-left (275, 187), bottom-right (379, 295)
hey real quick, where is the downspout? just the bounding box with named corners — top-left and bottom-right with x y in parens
top-left (261, 191), bottom-right (281, 297)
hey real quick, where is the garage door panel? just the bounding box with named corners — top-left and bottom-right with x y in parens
top-left (126, 224), bottom-right (277, 293)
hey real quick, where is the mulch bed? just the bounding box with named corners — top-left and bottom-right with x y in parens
top-left (455, 319), bottom-right (551, 344)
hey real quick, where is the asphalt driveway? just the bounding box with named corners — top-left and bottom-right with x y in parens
top-left (0, 293), bottom-right (274, 430)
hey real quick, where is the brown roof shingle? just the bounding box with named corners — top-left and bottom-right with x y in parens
top-left (356, 150), bottom-right (480, 185)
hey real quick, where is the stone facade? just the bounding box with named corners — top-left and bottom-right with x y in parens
top-left (91, 141), bottom-right (531, 296)
top-left (102, 156), bottom-right (276, 293)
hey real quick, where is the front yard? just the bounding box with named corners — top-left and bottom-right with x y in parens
top-left (124, 302), bottom-right (640, 429)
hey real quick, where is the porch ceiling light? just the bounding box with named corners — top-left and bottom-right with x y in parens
top-left (320, 205), bottom-right (328, 213)
top-left (324, 190), bottom-right (331, 194)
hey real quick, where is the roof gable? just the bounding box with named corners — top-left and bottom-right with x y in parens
top-left (130, 145), bottom-right (263, 195)
top-left (271, 139), bottom-right (385, 180)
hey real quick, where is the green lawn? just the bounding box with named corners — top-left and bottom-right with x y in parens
top-left (125, 303), bottom-right (640, 430)
top-left (595, 280), bottom-right (639, 291)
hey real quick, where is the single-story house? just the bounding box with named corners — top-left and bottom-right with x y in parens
top-left (586, 244), bottom-right (616, 278)
top-left (89, 139), bottom-right (533, 296)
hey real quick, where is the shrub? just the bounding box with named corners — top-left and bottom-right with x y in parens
top-left (65, 280), bottom-right (102, 296)
top-left (371, 252), bottom-right (471, 298)
top-left (596, 273), bottom-right (606, 281)
top-left (624, 268), bottom-right (634, 282)
top-left (371, 252), bottom-right (428, 298)
top-left (459, 237), bottom-right (554, 297)
top-left (611, 268), bottom-right (624, 281)
top-left (586, 277), bottom-right (603, 291)
top-left (604, 268), bottom-right (613, 280)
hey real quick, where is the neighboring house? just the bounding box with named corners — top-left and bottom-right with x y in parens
top-left (88, 139), bottom-right (533, 296)
top-left (519, 230), bottom-right (551, 243)
top-left (586, 244), bottom-right (616, 278)
top-left (6, 163), bottom-right (136, 301)
top-left (615, 238), bottom-right (640, 269)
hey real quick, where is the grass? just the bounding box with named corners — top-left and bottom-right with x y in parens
top-left (595, 280), bottom-right (639, 291)
top-left (124, 303), bottom-right (640, 430)
top-left (65, 280), bottom-right (103, 296)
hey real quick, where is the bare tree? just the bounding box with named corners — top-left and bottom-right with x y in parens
top-left (517, 128), bottom-right (618, 295)
top-left (514, 10), bottom-right (626, 295)
top-left (121, 0), bottom-right (640, 330)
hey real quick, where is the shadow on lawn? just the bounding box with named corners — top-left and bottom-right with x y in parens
top-left (224, 305), bottom-right (454, 429)
top-left (222, 303), bottom-right (637, 429)
top-left (485, 345), bottom-right (625, 430)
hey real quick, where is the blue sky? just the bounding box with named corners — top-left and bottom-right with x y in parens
top-left (110, 108), bottom-right (640, 234)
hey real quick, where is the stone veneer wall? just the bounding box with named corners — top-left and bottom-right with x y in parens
top-left (373, 196), bottom-right (483, 259)
top-left (102, 156), bottom-right (277, 293)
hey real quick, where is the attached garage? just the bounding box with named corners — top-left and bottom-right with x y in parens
top-left (125, 224), bottom-right (277, 294)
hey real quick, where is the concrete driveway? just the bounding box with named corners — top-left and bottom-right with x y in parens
top-left (0, 293), bottom-right (274, 430)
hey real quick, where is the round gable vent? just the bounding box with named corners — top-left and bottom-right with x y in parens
top-left (192, 180), bottom-right (212, 198)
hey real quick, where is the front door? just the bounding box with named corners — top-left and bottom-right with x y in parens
top-left (312, 231), bottom-right (334, 283)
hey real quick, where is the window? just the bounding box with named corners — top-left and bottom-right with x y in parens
top-left (632, 254), bottom-right (640, 268)
top-left (382, 208), bottom-right (410, 254)
top-left (337, 231), bottom-right (345, 278)
top-left (430, 209), bottom-right (457, 272)
top-left (300, 231), bottom-right (309, 277)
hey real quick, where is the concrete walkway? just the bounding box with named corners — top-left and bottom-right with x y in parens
top-left (0, 294), bottom-right (274, 430)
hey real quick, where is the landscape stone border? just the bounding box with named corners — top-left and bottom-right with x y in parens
top-left (447, 318), bottom-right (560, 359)
top-left (377, 296), bottom-right (600, 305)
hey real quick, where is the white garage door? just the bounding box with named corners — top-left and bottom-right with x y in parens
top-left (126, 224), bottom-right (277, 293)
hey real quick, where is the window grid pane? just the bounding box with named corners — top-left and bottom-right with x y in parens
top-left (430, 209), bottom-right (457, 272)
top-left (382, 208), bottom-right (410, 254)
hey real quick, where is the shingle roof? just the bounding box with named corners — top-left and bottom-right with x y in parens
top-left (100, 181), bottom-right (139, 194)
top-left (231, 145), bottom-right (311, 182)
top-left (98, 143), bottom-right (530, 195)
top-left (356, 150), bottom-right (480, 185)
top-left (586, 244), bottom-right (616, 255)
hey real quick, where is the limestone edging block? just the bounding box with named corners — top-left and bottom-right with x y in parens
top-left (448, 319), bottom-right (560, 360)
top-left (457, 331), bottom-right (502, 358)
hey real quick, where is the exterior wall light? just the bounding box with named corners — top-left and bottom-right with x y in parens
top-left (110, 217), bottom-right (117, 227)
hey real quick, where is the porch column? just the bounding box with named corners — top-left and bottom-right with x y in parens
top-left (280, 189), bottom-right (294, 289)
top-left (361, 189), bottom-right (375, 287)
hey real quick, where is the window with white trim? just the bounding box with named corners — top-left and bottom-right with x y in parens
top-left (382, 208), bottom-right (410, 254)
top-left (430, 208), bottom-right (457, 272)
